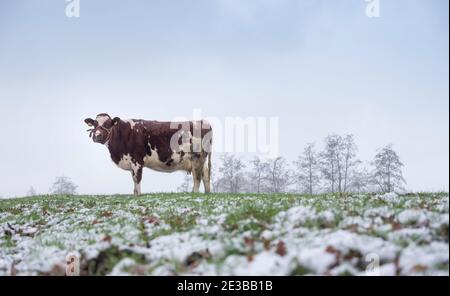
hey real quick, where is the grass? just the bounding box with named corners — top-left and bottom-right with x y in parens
top-left (0, 192), bottom-right (448, 276)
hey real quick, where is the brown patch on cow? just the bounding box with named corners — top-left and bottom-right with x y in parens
top-left (108, 119), bottom-right (211, 165)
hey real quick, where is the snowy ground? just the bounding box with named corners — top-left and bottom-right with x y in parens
top-left (0, 193), bottom-right (448, 276)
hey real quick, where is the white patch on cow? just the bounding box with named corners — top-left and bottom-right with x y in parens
top-left (143, 149), bottom-right (163, 170)
top-left (131, 161), bottom-right (141, 175)
top-left (117, 154), bottom-right (133, 171)
top-left (179, 130), bottom-right (193, 153)
top-left (124, 119), bottom-right (136, 129)
top-left (118, 154), bottom-right (142, 175)
top-left (96, 115), bottom-right (110, 126)
top-left (94, 130), bottom-right (102, 137)
top-left (143, 147), bottom-right (189, 172)
top-left (134, 183), bottom-right (141, 195)
top-left (171, 151), bottom-right (182, 164)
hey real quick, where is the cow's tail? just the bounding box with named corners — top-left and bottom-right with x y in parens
top-left (205, 119), bottom-right (212, 180)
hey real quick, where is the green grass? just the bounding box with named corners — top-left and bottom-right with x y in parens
top-left (0, 192), bottom-right (448, 276)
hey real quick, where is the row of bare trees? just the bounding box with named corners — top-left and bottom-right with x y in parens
top-left (179, 134), bottom-right (406, 194)
top-left (28, 176), bottom-right (78, 196)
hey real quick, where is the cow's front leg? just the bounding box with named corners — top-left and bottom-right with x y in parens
top-left (131, 166), bottom-right (143, 196)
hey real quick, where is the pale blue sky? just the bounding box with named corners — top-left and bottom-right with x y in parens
top-left (0, 0), bottom-right (448, 196)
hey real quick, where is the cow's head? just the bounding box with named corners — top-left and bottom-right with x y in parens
top-left (84, 113), bottom-right (120, 144)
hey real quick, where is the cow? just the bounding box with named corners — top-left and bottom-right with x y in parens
top-left (84, 113), bottom-right (212, 195)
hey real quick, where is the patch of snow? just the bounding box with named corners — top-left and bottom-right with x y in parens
top-left (397, 209), bottom-right (428, 225)
top-left (108, 258), bottom-right (136, 276)
top-left (377, 192), bottom-right (399, 203)
top-left (297, 248), bottom-right (336, 274)
top-left (398, 242), bottom-right (449, 275)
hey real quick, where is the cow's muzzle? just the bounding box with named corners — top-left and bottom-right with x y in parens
top-left (93, 134), bottom-right (103, 142)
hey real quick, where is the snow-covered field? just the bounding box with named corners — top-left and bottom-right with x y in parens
top-left (0, 193), bottom-right (448, 276)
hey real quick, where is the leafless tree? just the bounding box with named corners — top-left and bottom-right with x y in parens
top-left (175, 138), bottom-right (406, 195)
top-left (264, 157), bottom-right (291, 193)
top-left (27, 186), bottom-right (37, 196)
top-left (320, 135), bottom-right (340, 194)
top-left (49, 176), bottom-right (78, 195)
top-left (342, 135), bottom-right (360, 192)
top-left (248, 157), bottom-right (270, 193)
top-left (293, 143), bottom-right (320, 194)
top-left (372, 145), bottom-right (406, 193)
top-left (218, 154), bottom-right (247, 193)
top-left (177, 174), bottom-right (193, 192)
top-left (210, 165), bottom-right (222, 193)
top-left (320, 134), bottom-right (360, 194)
top-left (346, 163), bottom-right (371, 193)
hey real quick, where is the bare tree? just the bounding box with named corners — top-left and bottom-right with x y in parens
top-left (264, 157), bottom-right (291, 193)
top-left (49, 176), bottom-right (78, 195)
top-left (372, 145), bottom-right (406, 193)
top-left (248, 157), bottom-right (269, 193)
top-left (293, 143), bottom-right (320, 194)
top-left (218, 154), bottom-right (247, 193)
top-left (342, 135), bottom-right (360, 193)
top-left (210, 165), bottom-right (221, 193)
top-left (177, 174), bottom-right (193, 192)
top-left (27, 186), bottom-right (37, 196)
top-left (320, 135), bottom-right (340, 194)
top-left (320, 134), bottom-right (360, 194)
top-left (346, 162), bottom-right (371, 193)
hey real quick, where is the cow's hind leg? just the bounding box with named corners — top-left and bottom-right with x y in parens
top-left (202, 167), bottom-right (210, 193)
top-left (191, 157), bottom-right (204, 193)
top-left (202, 154), bottom-right (211, 193)
top-left (131, 167), bottom-right (143, 196)
top-left (191, 168), bottom-right (202, 193)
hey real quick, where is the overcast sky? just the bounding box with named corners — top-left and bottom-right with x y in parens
top-left (0, 0), bottom-right (448, 197)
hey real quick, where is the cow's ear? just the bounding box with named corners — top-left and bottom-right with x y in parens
top-left (85, 118), bottom-right (98, 127)
top-left (112, 117), bottom-right (121, 126)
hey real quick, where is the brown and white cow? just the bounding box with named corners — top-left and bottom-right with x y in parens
top-left (84, 113), bottom-right (212, 195)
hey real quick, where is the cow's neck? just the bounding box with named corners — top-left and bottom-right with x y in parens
top-left (107, 121), bottom-right (131, 164)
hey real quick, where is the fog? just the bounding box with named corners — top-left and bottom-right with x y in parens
top-left (0, 0), bottom-right (448, 197)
